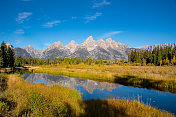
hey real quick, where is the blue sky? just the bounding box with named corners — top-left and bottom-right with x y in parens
top-left (0, 0), bottom-right (176, 49)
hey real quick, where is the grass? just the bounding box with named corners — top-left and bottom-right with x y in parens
top-left (81, 99), bottom-right (174, 117)
top-left (0, 74), bottom-right (174, 117)
top-left (0, 74), bottom-right (83, 116)
top-left (0, 74), bottom-right (8, 92)
top-left (29, 64), bottom-right (176, 93)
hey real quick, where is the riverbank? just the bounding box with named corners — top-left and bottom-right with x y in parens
top-left (29, 64), bottom-right (176, 93)
top-left (0, 74), bottom-right (83, 116)
top-left (0, 74), bottom-right (174, 117)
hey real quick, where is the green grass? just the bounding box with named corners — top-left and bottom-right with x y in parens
top-left (0, 74), bottom-right (174, 117)
top-left (29, 64), bottom-right (176, 93)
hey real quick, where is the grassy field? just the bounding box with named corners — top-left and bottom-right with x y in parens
top-left (0, 74), bottom-right (83, 116)
top-left (29, 64), bottom-right (176, 93)
top-left (0, 74), bottom-right (174, 117)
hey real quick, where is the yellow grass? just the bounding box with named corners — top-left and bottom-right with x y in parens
top-left (1, 74), bottom-right (83, 116)
top-left (29, 64), bottom-right (176, 93)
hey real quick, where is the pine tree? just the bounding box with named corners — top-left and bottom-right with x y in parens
top-left (142, 58), bottom-right (146, 66)
top-left (153, 54), bottom-right (157, 65)
top-left (7, 46), bottom-right (15, 68)
top-left (148, 51), bottom-right (153, 64)
top-left (0, 57), bottom-right (3, 69)
top-left (134, 49), bottom-right (138, 63)
top-left (130, 50), bottom-right (134, 62)
top-left (168, 46), bottom-right (172, 60)
top-left (157, 50), bottom-right (162, 66)
top-left (15, 55), bottom-right (23, 67)
top-left (160, 60), bottom-right (162, 66)
top-left (165, 57), bottom-right (170, 66)
top-left (1, 41), bottom-right (8, 67)
top-left (0, 49), bottom-right (3, 68)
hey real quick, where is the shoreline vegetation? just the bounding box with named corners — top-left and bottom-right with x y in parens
top-left (0, 74), bottom-right (174, 117)
top-left (29, 64), bottom-right (176, 94)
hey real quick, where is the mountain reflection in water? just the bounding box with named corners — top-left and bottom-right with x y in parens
top-left (23, 73), bottom-right (121, 94)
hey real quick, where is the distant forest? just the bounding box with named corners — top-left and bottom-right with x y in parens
top-left (128, 46), bottom-right (176, 66)
top-left (0, 41), bottom-right (176, 68)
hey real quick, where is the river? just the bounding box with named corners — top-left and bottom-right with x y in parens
top-left (23, 73), bottom-right (176, 114)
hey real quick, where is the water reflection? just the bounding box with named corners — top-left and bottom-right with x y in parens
top-left (23, 74), bottom-right (121, 94)
top-left (23, 73), bottom-right (176, 114)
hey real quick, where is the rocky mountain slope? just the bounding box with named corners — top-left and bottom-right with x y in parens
top-left (6, 36), bottom-right (176, 60)
top-left (140, 43), bottom-right (176, 51)
top-left (24, 45), bottom-right (43, 58)
top-left (14, 47), bottom-right (31, 58)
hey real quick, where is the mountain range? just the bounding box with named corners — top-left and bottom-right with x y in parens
top-left (6, 36), bottom-right (176, 60)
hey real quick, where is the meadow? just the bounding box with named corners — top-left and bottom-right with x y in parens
top-left (0, 74), bottom-right (174, 117)
top-left (30, 64), bottom-right (176, 93)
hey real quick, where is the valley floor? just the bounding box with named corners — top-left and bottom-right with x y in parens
top-left (30, 64), bottom-right (176, 93)
top-left (0, 74), bottom-right (174, 117)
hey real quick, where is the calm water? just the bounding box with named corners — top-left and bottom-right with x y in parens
top-left (23, 73), bottom-right (176, 114)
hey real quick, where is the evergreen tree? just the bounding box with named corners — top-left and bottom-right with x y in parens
top-left (168, 46), bottom-right (172, 60)
top-left (47, 58), bottom-right (50, 64)
top-left (148, 51), bottom-right (153, 64)
top-left (7, 46), bottom-right (15, 69)
top-left (0, 41), bottom-right (8, 67)
top-left (134, 49), bottom-right (138, 63)
top-left (0, 57), bottom-right (3, 69)
top-left (0, 49), bottom-right (3, 68)
top-left (142, 58), bottom-right (146, 66)
top-left (153, 54), bottom-right (157, 65)
top-left (130, 50), bottom-right (134, 62)
top-left (157, 50), bottom-right (162, 66)
top-left (15, 55), bottom-right (23, 67)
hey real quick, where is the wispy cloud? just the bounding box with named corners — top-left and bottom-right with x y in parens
top-left (72, 16), bottom-right (77, 20)
top-left (0, 32), bottom-right (5, 35)
top-left (15, 40), bottom-right (21, 45)
top-left (42, 20), bottom-right (61, 28)
top-left (100, 31), bottom-right (123, 39)
top-left (15, 29), bottom-right (24, 34)
top-left (85, 12), bottom-right (102, 23)
top-left (92, 0), bottom-right (111, 8)
top-left (16, 12), bottom-right (32, 24)
top-left (45, 43), bottom-right (52, 46)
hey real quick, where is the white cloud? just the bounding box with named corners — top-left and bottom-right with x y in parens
top-left (42, 20), bottom-right (61, 28)
top-left (16, 12), bottom-right (32, 24)
top-left (15, 29), bottom-right (24, 34)
top-left (92, 0), bottom-right (111, 8)
top-left (100, 31), bottom-right (123, 39)
top-left (85, 12), bottom-right (102, 23)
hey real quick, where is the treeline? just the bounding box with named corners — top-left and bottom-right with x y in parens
top-left (0, 41), bottom-right (15, 69)
top-left (128, 46), bottom-right (176, 66)
top-left (15, 56), bottom-right (107, 66)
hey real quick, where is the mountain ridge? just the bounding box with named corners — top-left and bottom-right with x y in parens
top-left (5, 37), bottom-right (176, 60)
